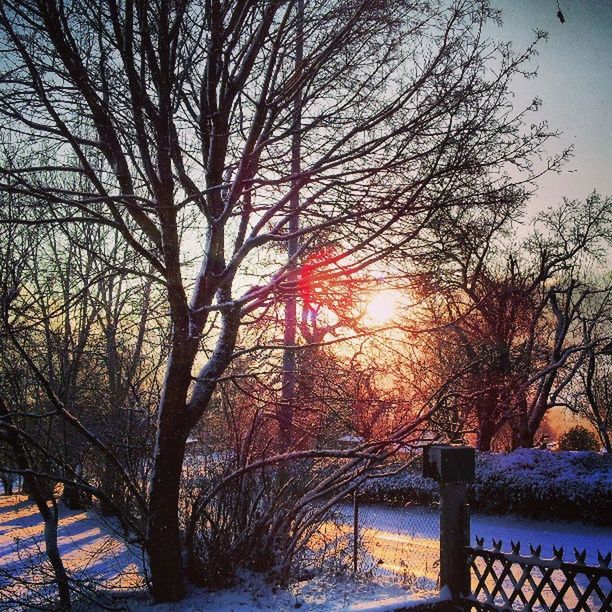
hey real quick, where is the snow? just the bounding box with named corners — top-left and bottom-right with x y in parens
top-left (127, 573), bottom-right (441, 612)
top-left (360, 449), bottom-right (612, 524)
top-left (0, 495), bottom-right (438, 610)
top-left (338, 436), bottom-right (365, 444)
top-left (2, 490), bottom-right (610, 609)
top-left (340, 503), bottom-right (612, 566)
top-left (335, 503), bottom-right (612, 611)
top-left (478, 448), bottom-right (612, 489)
top-left (0, 495), bottom-right (145, 606)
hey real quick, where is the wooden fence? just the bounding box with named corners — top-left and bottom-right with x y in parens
top-left (463, 538), bottom-right (612, 611)
top-left (423, 445), bottom-right (612, 612)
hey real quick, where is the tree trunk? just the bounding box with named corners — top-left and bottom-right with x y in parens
top-left (146, 308), bottom-right (235, 600)
top-left (0, 397), bottom-right (71, 609)
top-left (43, 500), bottom-right (72, 610)
top-left (99, 456), bottom-right (124, 516)
top-left (278, 0), bottom-right (304, 454)
top-left (601, 432), bottom-right (612, 454)
top-left (511, 427), bottom-right (535, 450)
top-left (21, 472), bottom-right (34, 497)
top-left (476, 421), bottom-right (495, 451)
top-left (0, 474), bottom-right (14, 495)
top-left (62, 464), bottom-right (91, 510)
top-left (147, 400), bottom-right (189, 602)
top-left (511, 406), bottom-right (533, 450)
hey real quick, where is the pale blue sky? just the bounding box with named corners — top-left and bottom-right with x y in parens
top-left (490, 0), bottom-right (611, 216)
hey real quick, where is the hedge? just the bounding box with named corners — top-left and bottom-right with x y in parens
top-left (357, 449), bottom-right (612, 525)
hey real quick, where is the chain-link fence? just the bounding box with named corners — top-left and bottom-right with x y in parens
top-left (332, 488), bottom-right (440, 594)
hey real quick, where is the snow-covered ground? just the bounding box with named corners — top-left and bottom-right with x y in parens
top-left (0, 495), bottom-right (442, 610)
top-left (125, 573), bottom-right (445, 612)
top-left (0, 494), bottom-right (146, 608)
top-left (340, 503), bottom-right (612, 566)
top-left (336, 503), bottom-right (612, 610)
top-left (2, 493), bottom-right (610, 610)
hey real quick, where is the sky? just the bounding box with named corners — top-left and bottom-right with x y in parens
top-left (488, 0), bottom-right (612, 218)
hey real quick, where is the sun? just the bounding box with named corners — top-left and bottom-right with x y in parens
top-left (365, 291), bottom-right (398, 325)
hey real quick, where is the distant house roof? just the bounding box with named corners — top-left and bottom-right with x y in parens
top-left (338, 435), bottom-right (364, 444)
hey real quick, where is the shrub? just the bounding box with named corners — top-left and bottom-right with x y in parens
top-left (356, 449), bottom-right (611, 525)
top-left (558, 426), bottom-right (600, 451)
top-left (470, 449), bottom-right (611, 524)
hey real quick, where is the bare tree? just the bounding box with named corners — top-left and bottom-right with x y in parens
top-left (0, 0), bottom-right (563, 600)
top-left (574, 292), bottom-right (612, 452)
top-left (580, 352), bottom-right (612, 452)
top-left (0, 216), bottom-right (169, 606)
top-left (0, 396), bottom-right (72, 609)
top-left (419, 193), bottom-right (612, 450)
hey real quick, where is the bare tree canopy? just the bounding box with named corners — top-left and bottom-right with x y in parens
top-left (0, 0), bottom-right (565, 601)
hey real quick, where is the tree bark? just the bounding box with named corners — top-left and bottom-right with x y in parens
top-left (43, 501), bottom-right (72, 611)
top-left (511, 403), bottom-right (533, 449)
top-left (511, 427), bottom-right (535, 450)
top-left (99, 457), bottom-right (124, 517)
top-left (146, 352), bottom-right (192, 603)
top-left (62, 464), bottom-right (91, 510)
top-left (476, 421), bottom-right (496, 452)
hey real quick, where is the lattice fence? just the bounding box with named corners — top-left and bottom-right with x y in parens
top-left (464, 537), bottom-right (612, 611)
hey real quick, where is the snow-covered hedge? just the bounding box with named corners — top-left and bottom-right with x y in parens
top-left (472, 449), bottom-right (611, 524)
top-left (358, 449), bottom-right (612, 525)
top-left (359, 471), bottom-right (438, 507)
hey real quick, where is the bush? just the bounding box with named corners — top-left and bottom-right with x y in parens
top-left (470, 449), bottom-right (611, 524)
top-left (357, 449), bottom-right (612, 525)
top-left (558, 426), bottom-right (600, 451)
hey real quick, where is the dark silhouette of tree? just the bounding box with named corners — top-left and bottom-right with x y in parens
top-left (419, 193), bottom-right (612, 450)
top-left (0, 0), bottom-right (564, 600)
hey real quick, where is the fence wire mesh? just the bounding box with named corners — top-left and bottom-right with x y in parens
top-left (334, 487), bottom-right (440, 594)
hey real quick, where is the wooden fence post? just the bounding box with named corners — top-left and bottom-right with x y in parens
top-left (423, 445), bottom-right (475, 603)
top-left (440, 482), bottom-right (470, 599)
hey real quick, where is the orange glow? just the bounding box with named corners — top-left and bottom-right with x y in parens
top-left (365, 291), bottom-right (399, 325)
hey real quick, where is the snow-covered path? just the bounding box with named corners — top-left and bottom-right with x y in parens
top-left (0, 495), bottom-right (440, 610)
top-left (1, 494), bottom-right (610, 610)
top-left (0, 494), bottom-right (145, 607)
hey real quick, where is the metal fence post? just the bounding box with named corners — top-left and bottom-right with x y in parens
top-left (423, 445), bottom-right (475, 603)
top-left (353, 486), bottom-right (359, 573)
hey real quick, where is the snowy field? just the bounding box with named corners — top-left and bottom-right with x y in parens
top-left (0, 495), bottom-right (146, 608)
top-left (338, 503), bottom-right (612, 566)
top-left (0, 495), bottom-right (442, 611)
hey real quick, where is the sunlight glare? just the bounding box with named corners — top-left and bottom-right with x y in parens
top-left (365, 291), bottom-right (398, 325)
